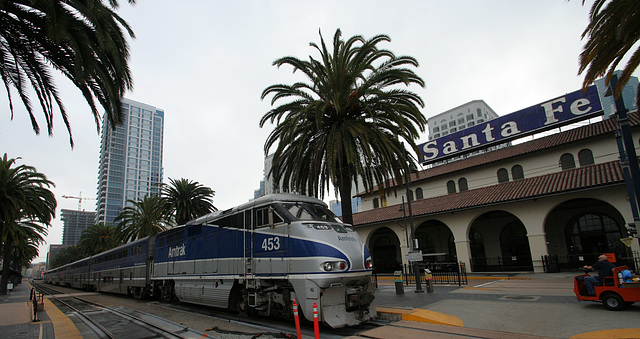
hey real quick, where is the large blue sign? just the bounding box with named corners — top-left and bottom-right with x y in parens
top-left (419, 85), bottom-right (603, 164)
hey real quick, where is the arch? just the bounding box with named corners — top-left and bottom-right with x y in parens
top-left (414, 220), bottom-right (457, 262)
top-left (447, 180), bottom-right (456, 194)
top-left (415, 187), bottom-right (424, 200)
top-left (511, 165), bottom-right (524, 180)
top-left (368, 227), bottom-right (402, 273)
top-left (545, 198), bottom-right (633, 268)
top-left (578, 149), bottom-right (594, 166)
top-left (560, 153), bottom-right (575, 170)
top-left (458, 178), bottom-right (468, 191)
top-left (469, 210), bottom-right (532, 272)
top-left (497, 168), bottom-right (509, 183)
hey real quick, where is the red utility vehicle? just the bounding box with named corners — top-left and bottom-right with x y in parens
top-left (574, 265), bottom-right (640, 310)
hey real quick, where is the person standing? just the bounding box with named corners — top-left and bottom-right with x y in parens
top-left (583, 255), bottom-right (616, 296)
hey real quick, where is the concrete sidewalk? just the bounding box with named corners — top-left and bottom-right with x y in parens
top-left (0, 280), bottom-right (81, 339)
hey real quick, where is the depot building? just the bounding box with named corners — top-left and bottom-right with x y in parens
top-left (351, 87), bottom-right (640, 273)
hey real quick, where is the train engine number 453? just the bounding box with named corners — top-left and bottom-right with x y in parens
top-left (261, 237), bottom-right (281, 251)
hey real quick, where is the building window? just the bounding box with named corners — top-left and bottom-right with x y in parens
top-left (433, 126), bottom-right (440, 132)
top-left (449, 121), bottom-right (456, 127)
top-left (578, 149), bottom-right (594, 166)
top-left (497, 168), bottom-right (509, 183)
top-left (450, 128), bottom-right (457, 133)
top-left (560, 153), bottom-right (576, 170)
top-left (477, 108), bottom-right (482, 117)
top-left (468, 122), bottom-right (475, 127)
top-left (458, 118), bottom-right (465, 125)
top-left (373, 198), bottom-right (379, 209)
top-left (467, 114), bottom-right (474, 121)
top-left (447, 180), bottom-right (456, 194)
top-left (408, 190), bottom-right (414, 202)
top-left (458, 178), bottom-right (468, 191)
top-left (512, 165), bottom-right (524, 180)
top-left (415, 187), bottom-right (424, 200)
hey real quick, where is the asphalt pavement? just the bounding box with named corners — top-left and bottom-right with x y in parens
top-left (373, 271), bottom-right (640, 338)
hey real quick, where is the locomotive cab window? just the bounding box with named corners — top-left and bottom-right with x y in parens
top-left (254, 206), bottom-right (283, 228)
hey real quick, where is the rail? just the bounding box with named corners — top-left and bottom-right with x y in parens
top-left (373, 261), bottom-right (467, 287)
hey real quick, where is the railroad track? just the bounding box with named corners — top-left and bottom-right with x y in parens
top-left (33, 284), bottom-right (205, 339)
top-left (33, 282), bottom-right (385, 338)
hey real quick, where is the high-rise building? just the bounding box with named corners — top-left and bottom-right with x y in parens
top-left (96, 98), bottom-right (164, 225)
top-left (427, 100), bottom-right (499, 140)
top-left (594, 70), bottom-right (639, 118)
top-left (61, 209), bottom-right (96, 245)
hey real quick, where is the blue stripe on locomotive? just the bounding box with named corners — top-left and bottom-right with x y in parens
top-left (155, 225), bottom-right (349, 264)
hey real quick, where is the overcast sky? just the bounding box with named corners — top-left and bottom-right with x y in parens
top-left (1, 1), bottom-right (628, 262)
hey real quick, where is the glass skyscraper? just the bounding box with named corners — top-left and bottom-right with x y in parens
top-left (594, 70), bottom-right (639, 118)
top-left (96, 98), bottom-right (164, 225)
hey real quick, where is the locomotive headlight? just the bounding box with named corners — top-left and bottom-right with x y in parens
top-left (321, 261), bottom-right (347, 271)
top-left (365, 258), bottom-right (373, 270)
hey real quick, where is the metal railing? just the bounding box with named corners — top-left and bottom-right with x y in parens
top-left (542, 254), bottom-right (640, 273)
top-left (399, 262), bottom-right (468, 286)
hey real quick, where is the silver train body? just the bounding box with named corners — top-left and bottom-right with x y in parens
top-left (44, 193), bottom-right (376, 328)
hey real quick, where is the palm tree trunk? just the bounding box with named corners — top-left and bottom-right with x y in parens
top-left (338, 168), bottom-right (354, 225)
top-left (0, 237), bottom-right (13, 295)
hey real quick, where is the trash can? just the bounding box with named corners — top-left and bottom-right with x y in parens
top-left (424, 269), bottom-right (434, 293)
top-left (394, 270), bottom-right (404, 294)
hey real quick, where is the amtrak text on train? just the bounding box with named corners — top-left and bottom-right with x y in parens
top-left (168, 244), bottom-right (186, 258)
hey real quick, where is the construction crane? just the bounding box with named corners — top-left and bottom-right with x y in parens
top-left (62, 192), bottom-right (95, 211)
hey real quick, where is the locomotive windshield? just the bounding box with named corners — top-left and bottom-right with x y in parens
top-left (281, 202), bottom-right (342, 223)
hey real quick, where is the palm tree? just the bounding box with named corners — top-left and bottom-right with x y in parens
top-left (260, 29), bottom-right (426, 225)
top-left (115, 195), bottom-right (169, 243)
top-left (160, 178), bottom-right (217, 225)
top-left (79, 223), bottom-right (119, 255)
top-left (578, 0), bottom-right (640, 106)
top-left (0, 154), bottom-right (55, 294)
top-left (0, 0), bottom-right (136, 147)
top-left (2, 218), bottom-right (47, 281)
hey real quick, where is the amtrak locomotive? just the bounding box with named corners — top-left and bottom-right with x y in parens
top-left (44, 194), bottom-right (376, 328)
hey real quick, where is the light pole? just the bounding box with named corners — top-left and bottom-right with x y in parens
top-left (608, 74), bottom-right (640, 248)
top-left (401, 143), bottom-right (423, 293)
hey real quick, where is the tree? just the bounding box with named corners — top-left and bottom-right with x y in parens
top-left (115, 195), bottom-right (169, 243)
top-left (50, 245), bottom-right (85, 269)
top-left (0, 154), bottom-right (55, 294)
top-left (0, 0), bottom-right (136, 147)
top-left (578, 0), bottom-right (640, 106)
top-left (260, 29), bottom-right (426, 225)
top-left (79, 223), bottom-right (119, 256)
top-left (2, 218), bottom-right (47, 275)
top-left (160, 178), bottom-right (217, 225)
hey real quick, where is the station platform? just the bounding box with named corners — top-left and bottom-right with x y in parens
top-left (2, 276), bottom-right (639, 339)
top-left (0, 280), bottom-right (80, 339)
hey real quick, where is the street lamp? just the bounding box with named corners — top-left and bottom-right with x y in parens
top-left (401, 143), bottom-right (424, 293)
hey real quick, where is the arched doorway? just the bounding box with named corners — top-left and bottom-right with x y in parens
top-left (546, 198), bottom-right (632, 268)
top-left (414, 220), bottom-right (457, 263)
top-left (369, 227), bottom-right (402, 273)
top-left (565, 212), bottom-right (629, 265)
top-left (469, 211), bottom-right (533, 272)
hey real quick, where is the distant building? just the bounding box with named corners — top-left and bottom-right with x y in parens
top-left (594, 70), bottom-right (639, 118)
top-left (427, 100), bottom-right (499, 140)
top-left (46, 244), bottom-right (71, 270)
top-left (96, 98), bottom-right (165, 225)
top-left (61, 209), bottom-right (96, 245)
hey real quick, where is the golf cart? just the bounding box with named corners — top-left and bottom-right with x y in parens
top-left (574, 265), bottom-right (640, 310)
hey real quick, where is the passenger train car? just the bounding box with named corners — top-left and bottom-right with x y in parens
top-left (44, 194), bottom-right (376, 328)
